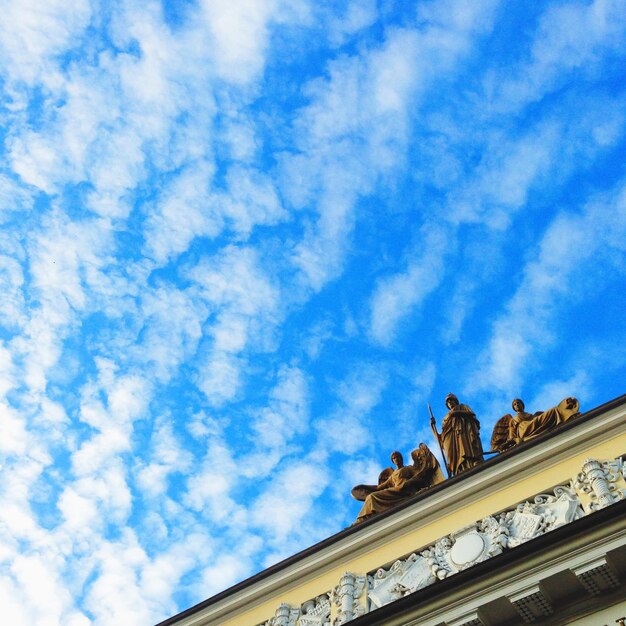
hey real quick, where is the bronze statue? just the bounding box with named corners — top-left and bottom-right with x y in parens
top-left (352, 444), bottom-right (444, 523)
top-left (490, 411), bottom-right (516, 453)
top-left (439, 393), bottom-right (484, 476)
top-left (491, 397), bottom-right (580, 451)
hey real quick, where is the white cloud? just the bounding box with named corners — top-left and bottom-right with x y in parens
top-left (190, 245), bottom-right (282, 405)
top-left (250, 459), bottom-right (328, 541)
top-left (0, 402), bottom-right (29, 456)
top-left (82, 531), bottom-right (152, 626)
top-left (220, 165), bottom-right (287, 235)
top-left (470, 180), bottom-right (626, 394)
top-left (529, 371), bottom-right (593, 413)
top-left (0, 173), bottom-right (34, 223)
top-left (198, 552), bottom-right (251, 597)
top-left (243, 364), bottom-right (310, 476)
top-left (71, 373), bottom-right (152, 499)
top-left (184, 439), bottom-right (246, 526)
top-left (197, 352), bottom-right (243, 406)
top-left (2, 552), bottom-right (89, 626)
top-left (137, 418), bottom-right (193, 498)
top-left (0, 0), bottom-right (90, 86)
top-left (369, 224), bottom-right (447, 345)
top-left (315, 364), bottom-right (388, 456)
top-left (252, 365), bottom-right (309, 448)
top-left (495, 0), bottom-right (626, 111)
top-left (134, 286), bottom-right (207, 382)
top-left (200, 0), bottom-right (278, 84)
top-left (141, 532), bottom-right (211, 609)
top-left (325, 0), bottom-right (378, 47)
top-left (143, 163), bottom-right (220, 265)
top-left (58, 485), bottom-right (101, 530)
top-left (284, 1), bottom-right (500, 293)
top-left (0, 342), bottom-right (17, 399)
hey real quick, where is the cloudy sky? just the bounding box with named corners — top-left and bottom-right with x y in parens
top-left (1, 0), bottom-right (625, 624)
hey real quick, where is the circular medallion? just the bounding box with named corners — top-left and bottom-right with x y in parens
top-left (450, 532), bottom-right (484, 566)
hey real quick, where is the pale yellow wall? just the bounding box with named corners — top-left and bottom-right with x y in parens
top-left (219, 435), bottom-right (626, 626)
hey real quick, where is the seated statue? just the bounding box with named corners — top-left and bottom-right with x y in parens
top-left (351, 444), bottom-right (444, 524)
top-left (490, 412), bottom-right (515, 453)
top-left (490, 397), bottom-right (580, 452)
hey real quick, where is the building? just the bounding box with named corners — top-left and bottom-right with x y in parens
top-left (157, 395), bottom-right (626, 626)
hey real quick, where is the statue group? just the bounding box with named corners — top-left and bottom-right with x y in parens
top-left (352, 394), bottom-right (580, 524)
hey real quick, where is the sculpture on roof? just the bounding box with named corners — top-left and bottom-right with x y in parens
top-left (490, 397), bottom-right (580, 452)
top-left (351, 444), bottom-right (444, 524)
top-left (434, 393), bottom-right (484, 476)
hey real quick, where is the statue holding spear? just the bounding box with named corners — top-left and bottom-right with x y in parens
top-left (434, 393), bottom-right (484, 477)
top-left (428, 403), bottom-right (451, 478)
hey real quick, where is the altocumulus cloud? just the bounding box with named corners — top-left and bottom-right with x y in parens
top-left (1, 1), bottom-right (626, 624)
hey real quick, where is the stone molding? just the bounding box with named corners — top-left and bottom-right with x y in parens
top-left (507, 584), bottom-right (553, 623)
top-left (571, 556), bottom-right (621, 596)
top-left (254, 454), bottom-right (625, 626)
top-left (446, 612), bottom-right (483, 626)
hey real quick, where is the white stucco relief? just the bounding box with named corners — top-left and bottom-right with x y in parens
top-left (299, 594), bottom-right (331, 626)
top-left (331, 573), bottom-right (366, 625)
top-left (254, 454), bottom-right (624, 625)
top-left (262, 603), bottom-right (299, 626)
top-left (366, 484), bottom-right (583, 609)
top-left (575, 457), bottom-right (626, 512)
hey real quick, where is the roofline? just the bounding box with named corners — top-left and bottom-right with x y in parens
top-left (155, 393), bottom-right (626, 626)
top-left (350, 497), bottom-right (626, 625)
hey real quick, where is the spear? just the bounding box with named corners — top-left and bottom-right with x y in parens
top-left (428, 403), bottom-right (451, 478)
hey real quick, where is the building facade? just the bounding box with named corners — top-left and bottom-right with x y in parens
top-left (157, 395), bottom-right (626, 626)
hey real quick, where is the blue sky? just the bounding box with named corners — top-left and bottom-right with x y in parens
top-left (1, 0), bottom-right (625, 624)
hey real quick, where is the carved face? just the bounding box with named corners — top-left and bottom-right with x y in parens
top-left (391, 451), bottom-right (403, 468)
top-left (446, 396), bottom-right (459, 409)
top-left (512, 398), bottom-right (525, 412)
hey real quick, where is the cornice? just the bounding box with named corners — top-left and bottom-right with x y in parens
top-left (356, 499), bottom-right (626, 626)
top-left (158, 394), bottom-right (626, 626)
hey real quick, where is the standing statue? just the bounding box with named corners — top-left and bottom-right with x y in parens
top-left (439, 393), bottom-right (484, 476)
top-left (351, 445), bottom-right (444, 524)
top-left (491, 397), bottom-right (580, 451)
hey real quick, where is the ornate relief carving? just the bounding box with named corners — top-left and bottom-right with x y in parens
top-left (504, 485), bottom-right (583, 547)
top-left (575, 458), bottom-right (626, 511)
top-left (367, 483), bottom-right (583, 609)
top-left (367, 553), bottom-right (436, 609)
top-left (478, 515), bottom-right (508, 556)
top-left (331, 573), bottom-right (365, 625)
top-left (254, 455), bottom-right (625, 626)
top-left (299, 594), bottom-right (331, 626)
top-left (262, 603), bottom-right (299, 626)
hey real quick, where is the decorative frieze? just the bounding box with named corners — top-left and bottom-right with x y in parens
top-left (299, 594), bottom-right (331, 626)
top-left (253, 454), bottom-right (624, 626)
top-left (575, 458), bottom-right (626, 512)
top-left (331, 573), bottom-right (366, 625)
top-left (503, 485), bottom-right (583, 547)
top-left (368, 553), bottom-right (436, 609)
top-left (366, 484), bottom-right (582, 610)
top-left (263, 603), bottom-right (299, 626)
